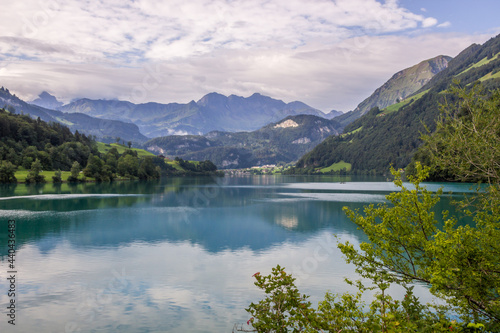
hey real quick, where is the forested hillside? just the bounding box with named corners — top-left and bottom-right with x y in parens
top-left (0, 107), bottom-right (96, 171)
top-left (288, 34), bottom-right (500, 175)
top-left (0, 108), bottom-right (216, 183)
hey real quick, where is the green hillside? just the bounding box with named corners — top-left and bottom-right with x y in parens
top-left (318, 161), bottom-right (352, 173)
top-left (381, 89), bottom-right (429, 114)
top-left (97, 142), bottom-right (155, 157)
top-left (288, 34), bottom-right (500, 175)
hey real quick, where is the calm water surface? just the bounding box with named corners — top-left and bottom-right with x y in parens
top-left (0, 175), bottom-right (475, 332)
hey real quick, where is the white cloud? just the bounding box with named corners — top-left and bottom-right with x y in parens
top-left (422, 17), bottom-right (438, 28)
top-left (2, 32), bottom-right (486, 111)
top-left (0, 0), bottom-right (493, 112)
top-left (0, 0), bottom-right (442, 62)
top-left (438, 21), bottom-right (452, 28)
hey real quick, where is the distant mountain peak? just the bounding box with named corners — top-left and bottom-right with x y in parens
top-left (324, 110), bottom-right (343, 119)
top-left (248, 92), bottom-right (280, 102)
top-left (30, 91), bottom-right (63, 110)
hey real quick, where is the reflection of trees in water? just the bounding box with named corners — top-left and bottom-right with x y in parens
top-left (0, 177), bottom-right (462, 257)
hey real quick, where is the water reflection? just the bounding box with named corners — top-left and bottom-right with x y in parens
top-left (0, 177), bottom-right (373, 255)
top-left (0, 175), bottom-right (471, 332)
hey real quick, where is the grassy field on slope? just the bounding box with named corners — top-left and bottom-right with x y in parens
top-left (382, 89), bottom-right (430, 115)
top-left (97, 142), bottom-right (155, 157)
top-left (457, 52), bottom-right (500, 76)
top-left (318, 161), bottom-right (352, 173)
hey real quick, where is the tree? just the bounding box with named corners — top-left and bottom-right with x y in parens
top-left (25, 158), bottom-right (45, 183)
top-left (68, 161), bottom-right (81, 183)
top-left (52, 170), bottom-right (62, 183)
top-left (0, 160), bottom-right (17, 183)
top-left (339, 85), bottom-right (500, 329)
top-left (83, 154), bottom-right (105, 180)
top-left (138, 156), bottom-right (160, 180)
top-left (341, 164), bottom-right (499, 328)
top-left (198, 160), bottom-right (217, 173)
top-left (417, 84), bottom-right (500, 184)
top-left (127, 141), bottom-right (132, 149)
top-left (405, 84), bottom-right (500, 324)
top-left (117, 154), bottom-right (139, 178)
top-left (244, 266), bottom-right (316, 333)
top-left (242, 261), bottom-right (460, 333)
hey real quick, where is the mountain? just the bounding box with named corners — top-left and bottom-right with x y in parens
top-left (288, 34), bottom-right (500, 175)
top-left (335, 55), bottom-right (451, 126)
top-left (144, 114), bottom-right (342, 169)
top-left (324, 109), bottom-right (343, 119)
top-left (30, 91), bottom-right (63, 110)
top-left (59, 92), bottom-right (327, 137)
top-left (0, 87), bottom-right (147, 143)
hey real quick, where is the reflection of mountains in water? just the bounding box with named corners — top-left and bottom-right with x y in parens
top-left (0, 178), bottom-right (371, 256)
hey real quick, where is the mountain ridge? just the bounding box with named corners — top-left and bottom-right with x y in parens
top-left (0, 87), bottom-right (147, 143)
top-left (58, 92), bottom-right (329, 137)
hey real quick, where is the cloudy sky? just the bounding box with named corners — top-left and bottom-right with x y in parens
top-left (0, 0), bottom-right (499, 112)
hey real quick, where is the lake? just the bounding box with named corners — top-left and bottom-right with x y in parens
top-left (0, 175), bottom-right (475, 332)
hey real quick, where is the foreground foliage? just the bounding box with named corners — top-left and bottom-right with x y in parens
top-left (241, 86), bottom-right (499, 332)
top-left (410, 84), bottom-right (500, 184)
top-left (241, 165), bottom-right (498, 332)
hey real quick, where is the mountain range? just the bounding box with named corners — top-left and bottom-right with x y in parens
top-left (57, 92), bottom-right (330, 137)
top-left (290, 33), bottom-right (500, 174)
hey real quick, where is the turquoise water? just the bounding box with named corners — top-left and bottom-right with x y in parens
top-left (0, 175), bottom-right (475, 332)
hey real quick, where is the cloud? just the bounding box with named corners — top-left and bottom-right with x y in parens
top-left (438, 21), bottom-right (452, 28)
top-left (1, 0), bottom-right (443, 62)
top-left (422, 17), bottom-right (438, 28)
top-left (0, 0), bottom-right (493, 112)
top-left (1, 32), bottom-right (487, 112)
